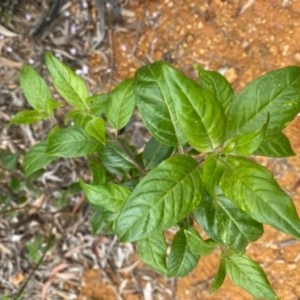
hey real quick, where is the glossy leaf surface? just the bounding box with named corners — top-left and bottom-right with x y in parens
top-left (81, 182), bottom-right (130, 212)
top-left (197, 66), bottom-right (234, 113)
top-left (20, 65), bottom-right (52, 113)
top-left (85, 117), bottom-right (106, 144)
top-left (138, 232), bottom-right (167, 274)
top-left (98, 140), bottom-right (137, 176)
top-left (47, 127), bottom-right (99, 157)
top-left (222, 117), bottom-right (268, 156)
top-left (194, 192), bottom-right (263, 249)
top-left (209, 259), bottom-right (226, 294)
top-left (167, 229), bottom-right (199, 277)
top-left (134, 62), bottom-right (186, 145)
top-left (142, 137), bottom-right (174, 170)
top-left (10, 110), bottom-right (45, 124)
top-left (164, 64), bottom-right (226, 151)
top-left (184, 229), bottom-right (216, 256)
top-left (225, 253), bottom-right (278, 299)
top-left (200, 153), bottom-right (226, 195)
top-left (221, 156), bottom-right (300, 239)
top-left (45, 52), bottom-right (89, 109)
top-left (116, 156), bottom-right (203, 242)
top-left (90, 206), bottom-right (118, 234)
top-left (87, 157), bottom-right (107, 185)
top-left (89, 94), bottom-right (109, 115)
top-left (226, 66), bottom-right (300, 138)
top-left (107, 79), bottom-right (135, 130)
top-left (255, 132), bottom-right (295, 157)
top-left (65, 110), bottom-right (92, 126)
top-left (23, 141), bottom-right (57, 175)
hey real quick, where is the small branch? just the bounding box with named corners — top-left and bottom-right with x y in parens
top-left (107, 131), bottom-right (147, 176)
top-left (13, 226), bottom-right (55, 300)
top-left (178, 145), bottom-right (185, 155)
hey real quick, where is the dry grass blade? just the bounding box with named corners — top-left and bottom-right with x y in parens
top-left (0, 24), bottom-right (18, 37)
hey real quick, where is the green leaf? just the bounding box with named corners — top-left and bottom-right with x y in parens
top-left (45, 52), bottom-right (89, 109)
top-left (200, 153), bottom-right (227, 196)
top-left (20, 65), bottom-right (52, 113)
top-left (138, 232), bottom-right (168, 274)
top-left (0, 149), bottom-right (21, 170)
top-left (25, 234), bottom-right (44, 264)
top-left (89, 94), bottom-right (110, 116)
top-left (98, 139), bottom-right (138, 176)
top-left (226, 66), bottom-right (300, 138)
top-left (142, 137), bottom-right (174, 170)
top-left (90, 205), bottom-right (118, 234)
top-left (220, 156), bottom-right (300, 239)
top-left (174, 91), bottom-right (225, 151)
top-left (23, 141), bottom-right (57, 176)
top-left (46, 126), bottom-right (61, 140)
top-left (167, 229), bottom-right (200, 277)
top-left (116, 156), bottom-right (203, 242)
top-left (134, 62), bottom-right (186, 146)
top-left (160, 63), bottom-right (226, 152)
top-left (122, 179), bottom-right (139, 191)
top-left (87, 157), bottom-right (107, 184)
top-left (81, 182), bottom-right (130, 212)
top-left (65, 110), bottom-right (93, 126)
top-left (184, 229), bottom-right (216, 256)
top-left (225, 253), bottom-right (278, 299)
top-left (222, 116), bottom-right (268, 156)
top-left (47, 126), bottom-right (99, 157)
top-left (197, 66), bottom-right (234, 113)
top-left (45, 98), bottom-right (62, 115)
top-left (255, 132), bottom-right (295, 157)
top-left (209, 259), bottom-right (226, 294)
top-left (107, 79), bottom-right (135, 130)
top-left (194, 192), bottom-right (263, 249)
top-left (10, 110), bottom-right (46, 124)
top-left (85, 117), bottom-right (106, 144)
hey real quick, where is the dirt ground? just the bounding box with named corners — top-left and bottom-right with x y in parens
top-left (1, 0), bottom-right (300, 299)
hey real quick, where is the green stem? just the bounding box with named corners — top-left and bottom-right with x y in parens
top-left (107, 131), bottom-right (147, 176)
top-left (13, 227), bottom-right (54, 300)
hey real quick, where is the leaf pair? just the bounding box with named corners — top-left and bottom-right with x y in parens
top-left (199, 154), bottom-right (300, 244)
top-left (135, 63), bottom-right (226, 151)
top-left (10, 65), bottom-right (60, 124)
top-left (134, 62), bottom-right (300, 158)
top-left (211, 253), bottom-right (278, 299)
top-left (226, 67), bottom-right (300, 157)
top-left (23, 126), bottom-right (101, 175)
top-left (18, 53), bottom-right (138, 176)
top-left (137, 228), bottom-right (215, 277)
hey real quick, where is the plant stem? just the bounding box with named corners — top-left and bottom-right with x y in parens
top-left (13, 227), bottom-right (54, 300)
top-left (107, 131), bottom-right (147, 176)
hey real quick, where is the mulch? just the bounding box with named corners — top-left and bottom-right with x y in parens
top-left (0, 1), bottom-right (170, 299)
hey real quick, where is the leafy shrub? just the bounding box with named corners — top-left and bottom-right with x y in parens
top-left (11, 52), bottom-right (300, 299)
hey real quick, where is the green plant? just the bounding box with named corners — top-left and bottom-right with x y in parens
top-left (11, 52), bottom-right (300, 299)
top-left (25, 234), bottom-right (45, 264)
top-left (0, 148), bottom-right (38, 209)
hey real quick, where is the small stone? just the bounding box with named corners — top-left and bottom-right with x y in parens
top-left (287, 263), bottom-right (297, 270)
top-left (225, 67), bottom-right (238, 83)
top-left (197, 21), bottom-right (204, 29)
top-left (281, 45), bottom-right (289, 56)
top-left (294, 53), bottom-right (300, 62)
top-left (167, 1), bottom-right (174, 8)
